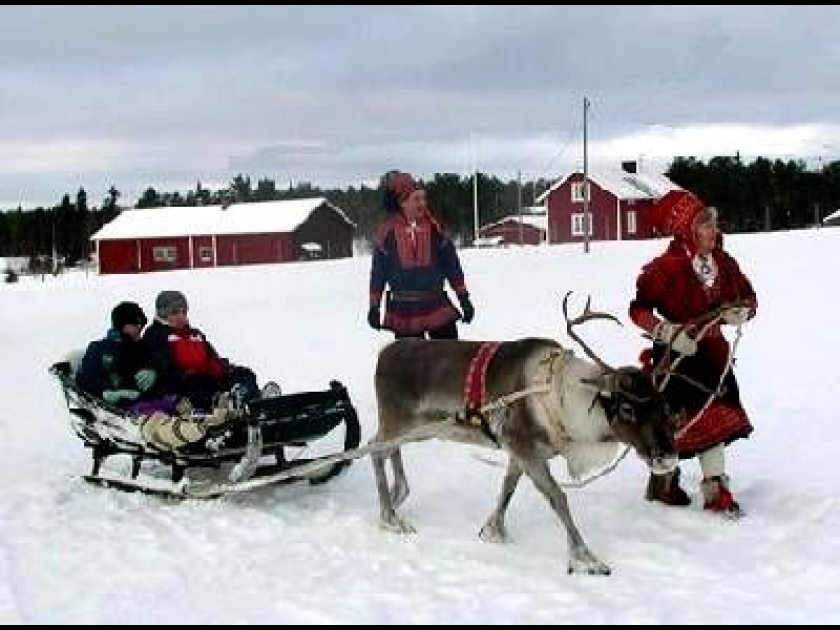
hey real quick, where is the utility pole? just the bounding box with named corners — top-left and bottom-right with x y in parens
top-left (51, 209), bottom-right (58, 275)
top-left (583, 96), bottom-right (591, 254)
top-left (472, 133), bottom-right (480, 245)
top-left (517, 170), bottom-right (523, 245)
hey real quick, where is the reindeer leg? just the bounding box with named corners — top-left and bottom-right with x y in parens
top-left (372, 446), bottom-right (416, 534)
top-left (479, 457), bottom-right (522, 543)
top-left (389, 450), bottom-right (410, 508)
top-left (516, 455), bottom-right (611, 576)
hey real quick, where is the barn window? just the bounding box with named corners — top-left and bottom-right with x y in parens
top-left (571, 213), bottom-right (592, 236)
top-left (300, 242), bottom-right (323, 260)
top-left (571, 181), bottom-right (590, 203)
top-left (199, 246), bottom-right (213, 262)
top-left (152, 246), bottom-right (177, 263)
top-left (626, 210), bottom-right (637, 234)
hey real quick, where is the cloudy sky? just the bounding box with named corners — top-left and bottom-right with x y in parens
top-left (2, 5), bottom-right (840, 208)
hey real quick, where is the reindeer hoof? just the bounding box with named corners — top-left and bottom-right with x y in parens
top-left (479, 523), bottom-right (509, 543)
top-left (568, 550), bottom-right (611, 576)
top-left (380, 514), bottom-right (417, 535)
top-left (567, 561), bottom-right (612, 576)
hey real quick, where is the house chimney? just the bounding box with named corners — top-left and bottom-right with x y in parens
top-left (621, 160), bottom-right (637, 174)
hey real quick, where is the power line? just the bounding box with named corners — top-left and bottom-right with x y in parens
top-left (536, 118), bottom-right (581, 183)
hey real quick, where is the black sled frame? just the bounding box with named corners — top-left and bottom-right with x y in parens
top-left (50, 361), bottom-right (361, 496)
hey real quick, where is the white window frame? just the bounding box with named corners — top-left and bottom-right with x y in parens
top-left (152, 246), bottom-right (177, 263)
top-left (571, 213), bottom-right (592, 237)
top-left (626, 210), bottom-right (637, 235)
top-left (571, 181), bottom-right (590, 203)
top-left (199, 246), bottom-right (213, 262)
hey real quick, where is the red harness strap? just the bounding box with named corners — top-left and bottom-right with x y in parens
top-left (464, 342), bottom-right (501, 412)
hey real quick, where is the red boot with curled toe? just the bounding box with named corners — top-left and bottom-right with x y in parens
top-left (701, 475), bottom-right (744, 519)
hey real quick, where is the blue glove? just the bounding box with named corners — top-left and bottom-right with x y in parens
top-left (103, 389), bottom-right (140, 405)
top-left (135, 369), bottom-right (157, 392)
top-left (458, 294), bottom-right (475, 324)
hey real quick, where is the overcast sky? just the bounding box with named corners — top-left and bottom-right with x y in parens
top-left (2, 5), bottom-right (840, 208)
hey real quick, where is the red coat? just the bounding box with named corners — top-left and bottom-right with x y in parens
top-left (630, 238), bottom-right (757, 456)
top-left (168, 327), bottom-right (226, 380)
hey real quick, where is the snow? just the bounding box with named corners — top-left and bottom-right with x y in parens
top-left (90, 197), bottom-right (354, 241)
top-left (1, 228), bottom-right (838, 623)
top-left (823, 208), bottom-right (840, 224)
top-left (0, 257), bottom-right (27, 272)
top-left (536, 169), bottom-right (681, 204)
top-left (622, 171), bottom-right (682, 198)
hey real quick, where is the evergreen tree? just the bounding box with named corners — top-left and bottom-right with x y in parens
top-left (4, 159), bottom-right (840, 259)
top-left (254, 177), bottom-right (278, 202)
top-left (230, 174), bottom-right (252, 203)
top-left (136, 187), bottom-right (162, 209)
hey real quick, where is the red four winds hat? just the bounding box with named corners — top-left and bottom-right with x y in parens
top-left (649, 189), bottom-right (706, 240)
top-left (386, 171), bottom-right (420, 202)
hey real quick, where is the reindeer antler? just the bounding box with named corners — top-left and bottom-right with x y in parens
top-left (562, 291), bottom-right (623, 374)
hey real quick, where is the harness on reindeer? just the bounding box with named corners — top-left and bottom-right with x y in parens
top-left (457, 341), bottom-right (574, 447)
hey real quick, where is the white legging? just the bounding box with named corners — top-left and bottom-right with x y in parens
top-left (698, 443), bottom-right (726, 479)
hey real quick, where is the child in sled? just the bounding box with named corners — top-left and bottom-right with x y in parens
top-left (136, 291), bottom-right (281, 445)
top-left (76, 301), bottom-right (160, 409)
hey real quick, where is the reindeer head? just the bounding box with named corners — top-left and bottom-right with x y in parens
top-left (563, 293), bottom-right (678, 475)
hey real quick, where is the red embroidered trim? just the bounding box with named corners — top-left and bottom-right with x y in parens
top-left (383, 306), bottom-right (458, 335)
top-left (394, 222), bottom-right (432, 268)
top-left (464, 342), bottom-right (501, 410)
top-left (674, 402), bottom-right (752, 454)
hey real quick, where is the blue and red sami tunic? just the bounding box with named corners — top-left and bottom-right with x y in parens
top-left (370, 212), bottom-right (468, 336)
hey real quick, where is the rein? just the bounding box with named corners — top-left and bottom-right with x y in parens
top-left (673, 321), bottom-right (743, 441)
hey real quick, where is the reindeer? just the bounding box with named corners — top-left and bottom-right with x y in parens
top-left (371, 294), bottom-right (678, 575)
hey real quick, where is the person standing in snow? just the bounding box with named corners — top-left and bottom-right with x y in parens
top-left (368, 171), bottom-right (474, 339)
top-left (629, 190), bottom-right (757, 516)
top-left (76, 301), bottom-right (158, 407)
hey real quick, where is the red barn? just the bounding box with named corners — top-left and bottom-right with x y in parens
top-left (537, 165), bottom-right (681, 244)
top-left (91, 197), bottom-right (355, 275)
top-left (478, 212), bottom-right (547, 245)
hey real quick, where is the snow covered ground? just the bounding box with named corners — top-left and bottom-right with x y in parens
top-left (1, 229), bottom-right (838, 623)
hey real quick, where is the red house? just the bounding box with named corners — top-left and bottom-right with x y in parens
top-left (92, 197), bottom-right (355, 275)
top-left (537, 164), bottom-right (681, 244)
top-left (478, 211), bottom-right (547, 245)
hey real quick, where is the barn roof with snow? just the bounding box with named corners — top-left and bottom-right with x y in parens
top-left (823, 209), bottom-right (840, 225)
top-left (92, 197), bottom-right (357, 274)
top-left (480, 213), bottom-right (548, 233)
top-left (91, 197), bottom-right (355, 241)
top-left (536, 169), bottom-right (681, 204)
